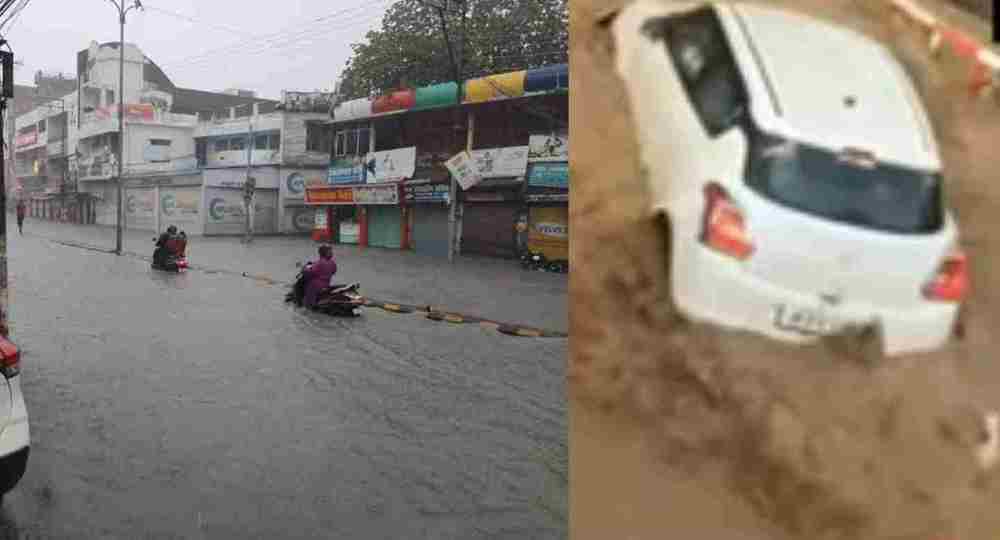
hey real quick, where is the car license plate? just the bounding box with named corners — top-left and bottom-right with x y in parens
top-left (772, 304), bottom-right (836, 336)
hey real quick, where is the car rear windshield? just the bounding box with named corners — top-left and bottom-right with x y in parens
top-left (744, 131), bottom-right (943, 234)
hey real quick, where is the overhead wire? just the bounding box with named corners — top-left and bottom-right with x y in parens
top-left (155, 0), bottom-right (391, 69)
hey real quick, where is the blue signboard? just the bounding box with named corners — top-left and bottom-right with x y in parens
top-left (328, 157), bottom-right (364, 185)
top-left (527, 162), bottom-right (569, 189)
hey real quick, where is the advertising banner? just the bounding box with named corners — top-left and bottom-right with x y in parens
top-left (306, 186), bottom-right (355, 205)
top-left (354, 184), bottom-right (399, 205)
top-left (285, 206), bottom-right (316, 233)
top-left (528, 206), bottom-right (569, 260)
top-left (445, 151), bottom-right (481, 190)
top-left (328, 156), bottom-right (364, 185)
top-left (284, 170), bottom-right (327, 199)
top-left (470, 146), bottom-right (529, 178)
top-left (96, 103), bottom-right (155, 121)
top-left (363, 146), bottom-right (417, 183)
top-left (404, 183), bottom-right (450, 204)
top-left (15, 132), bottom-right (37, 148)
top-left (528, 133), bottom-right (569, 162)
top-left (527, 162), bottom-right (569, 189)
top-left (125, 188), bottom-right (156, 231)
top-left (159, 187), bottom-right (201, 231)
top-left (205, 189), bottom-right (246, 225)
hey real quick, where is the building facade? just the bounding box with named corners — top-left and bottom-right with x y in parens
top-left (309, 64), bottom-right (569, 261)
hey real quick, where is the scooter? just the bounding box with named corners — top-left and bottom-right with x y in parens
top-left (151, 236), bottom-right (189, 272)
top-left (285, 262), bottom-right (365, 317)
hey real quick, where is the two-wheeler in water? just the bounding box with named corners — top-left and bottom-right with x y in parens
top-left (151, 235), bottom-right (189, 272)
top-left (285, 262), bottom-right (365, 317)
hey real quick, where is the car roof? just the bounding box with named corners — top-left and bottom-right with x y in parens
top-left (716, 2), bottom-right (941, 171)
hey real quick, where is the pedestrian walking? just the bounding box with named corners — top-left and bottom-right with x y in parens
top-left (15, 200), bottom-right (25, 235)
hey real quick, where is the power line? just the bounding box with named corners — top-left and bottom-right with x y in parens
top-left (156, 0), bottom-right (390, 69)
top-left (142, 5), bottom-right (260, 39)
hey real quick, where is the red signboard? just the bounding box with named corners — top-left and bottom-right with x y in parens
top-left (96, 103), bottom-right (155, 121)
top-left (306, 186), bottom-right (355, 205)
top-left (15, 132), bottom-right (37, 148)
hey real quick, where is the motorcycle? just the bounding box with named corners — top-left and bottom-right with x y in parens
top-left (285, 262), bottom-right (365, 317)
top-left (151, 235), bottom-right (189, 272)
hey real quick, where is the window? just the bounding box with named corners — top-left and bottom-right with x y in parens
top-left (106, 89), bottom-right (115, 106)
top-left (744, 130), bottom-right (943, 234)
top-left (149, 139), bottom-right (171, 146)
top-left (269, 134), bottom-right (281, 151)
top-left (214, 138), bottom-right (229, 152)
top-left (230, 136), bottom-right (247, 151)
top-left (306, 123), bottom-right (332, 153)
top-left (334, 127), bottom-right (370, 157)
top-left (146, 139), bottom-right (172, 163)
top-left (254, 134), bottom-right (269, 150)
top-left (644, 8), bottom-right (748, 137)
top-left (38, 120), bottom-right (46, 133)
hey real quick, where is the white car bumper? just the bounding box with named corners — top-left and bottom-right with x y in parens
top-left (674, 242), bottom-right (959, 356)
top-left (0, 376), bottom-right (29, 494)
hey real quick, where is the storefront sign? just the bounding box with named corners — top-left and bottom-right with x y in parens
top-left (282, 91), bottom-right (337, 114)
top-left (525, 192), bottom-right (569, 203)
top-left (306, 185), bottom-right (355, 205)
top-left (528, 133), bottom-right (569, 162)
top-left (528, 206), bottom-right (569, 260)
top-left (15, 132), bottom-right (38, 148)
top-left (470, 146), bottom-right (529, 178)
top-left (363, 146), bottom-right (416, 183)
top-left (328, 156), bottom-right (364, 184)
top-left (527, 162), bottom-right (569, 189)
top-left (445, 151), bottom-right (481, 190)
top-left (160, 188), bottom-right (201, 229)
top-left (404, 183), bottom-right (450, 204)
top-left (206, 191), bottom-right (247, 224)
top-left (354, 184), bottom-right (399, 205)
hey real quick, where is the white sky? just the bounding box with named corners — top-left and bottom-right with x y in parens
top-left (2, 0), bottom-right (394, 100)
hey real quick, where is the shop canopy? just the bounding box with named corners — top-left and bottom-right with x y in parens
top-left (330, 63), bottom-right (568, 125)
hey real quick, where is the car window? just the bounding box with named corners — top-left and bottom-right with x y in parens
top-left (745, 130), bottom-right (944, 234)
top-left (642, 8), bottom-right (748, 137)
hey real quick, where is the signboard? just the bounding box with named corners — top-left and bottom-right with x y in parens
top-left (124, 188), bottom-right (156, 230)
top-left (328, 156), bottom-right (364, 184)
top-left (159, 187), bottom-right (200, 230)
top-left (354, 184), bottom-right (399, 205)
top-left (528, 206), bottom-right (569, 260)
top-left (525, 192), bottom-right (569, 203)
top-left (404, 183), bottom-right (450, 204)
top-left (445, 151), bottom-right (481, 190)
top-left (206, 190), bottom-right (246, 224)
top-left (281, 91), bottom-right (337, 113)
top-left (363, 146), bottom-right (416, 183)
top-left (528, 133), bottom-right (569, 162)
top-left (96, 103), bottom-right (155, 121)
top-left (15, 132), bottom-right (37, 148)
top-left (527, 162), bottom-right (569, 189)
top-left (306, 185), bottom-right (355, 205)
top-left (284, 170), bottom-right (327, 199)
top-left (470, 146), bottom-right (529, 178)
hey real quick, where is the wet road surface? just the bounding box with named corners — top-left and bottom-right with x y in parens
top-left (0, 231), bottom-right (566, 539)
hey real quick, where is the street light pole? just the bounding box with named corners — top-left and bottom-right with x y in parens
top-left (110, 0), bottom-right (142, 256)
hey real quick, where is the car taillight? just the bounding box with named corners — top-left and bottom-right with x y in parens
top-left (923, 247), bottom-right (969, 302)
top-left (0, 338), bottom-right (20, 378)
top-left (700, 182), bottom-right (754, 260)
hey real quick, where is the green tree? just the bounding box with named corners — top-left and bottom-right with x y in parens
top-left (338, 0), bottom-right (568, 100)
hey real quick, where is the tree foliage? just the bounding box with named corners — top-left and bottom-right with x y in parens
top-left (338, 0), bottom-right (568, 100)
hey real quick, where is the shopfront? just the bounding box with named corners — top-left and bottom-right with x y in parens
top-left (459, 179), bottom-right (523, 259)
top-left (122, 172), bottom-right (205, 234)
top-left (281, 168), bottom-right (327, 235)
top-left (524, 159), bottom-right (569, 261)
top-left (404, 180), bottom-right (450, 258)
top-left (305, 183), bottom-right (404, 248)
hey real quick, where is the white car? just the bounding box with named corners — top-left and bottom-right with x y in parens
top-left (613, 1), bottom-right (968, 356)
top-left (0, 337), bottom-right (28, 500)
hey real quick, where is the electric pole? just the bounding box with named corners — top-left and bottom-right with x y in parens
top-left (243, 107), bottom-right (255, 244)
top-left (109, 0), bottom-right (143, 256)
top-left (0, 47), bottom-right (12, 337)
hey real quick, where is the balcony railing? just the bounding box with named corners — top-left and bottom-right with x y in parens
top-left (47, 141), bottom-right (66, 157)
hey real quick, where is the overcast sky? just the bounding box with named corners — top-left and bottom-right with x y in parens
top-left (2, 0), bottom-right (393, 100)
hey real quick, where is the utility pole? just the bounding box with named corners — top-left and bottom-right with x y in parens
top-left (0, 48), bottom-right (12, 337)
top-left (425, 0), bottom-right (468, 263)
top-left (243, 106), bottom-right (255, 244)
top-left (109, 0), bottom-right (143, 256)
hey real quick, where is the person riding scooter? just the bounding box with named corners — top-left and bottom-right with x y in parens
top-left (153, 226), bottom-right (178, 269)
top-left (302, 244), bottom-right (337, 309)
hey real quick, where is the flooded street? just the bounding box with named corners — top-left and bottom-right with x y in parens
top-left (0, 230), bottom-right (566, 539)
